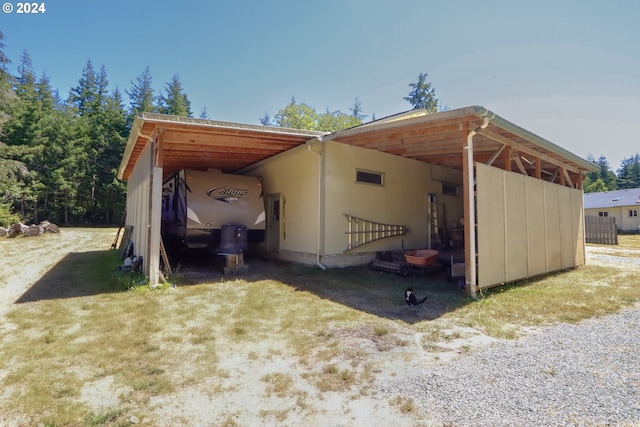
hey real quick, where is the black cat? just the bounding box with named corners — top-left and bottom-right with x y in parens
top-left (405, 287), bottom-right (428, 306)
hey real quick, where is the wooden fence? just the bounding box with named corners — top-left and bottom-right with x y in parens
top-left (585, 216), bottom-right (618, 245)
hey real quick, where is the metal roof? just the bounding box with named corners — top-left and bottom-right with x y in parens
top-left (584, 188), bottom-right (640, 209)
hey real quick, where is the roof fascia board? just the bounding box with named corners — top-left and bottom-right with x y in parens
top-left (474, 106), bottom-right (598, 173)
top-left (327, 106), bottom-right (479, 140)
top-left (139, 112), bottom-right (324, 139)
top-left (117, 115), bottom-right (156, 180)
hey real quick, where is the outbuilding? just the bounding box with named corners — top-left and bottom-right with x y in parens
top-left (117, 106), bottom-right (598, 297)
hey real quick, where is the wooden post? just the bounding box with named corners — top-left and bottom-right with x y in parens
top-left (504, 145), bottom-right (512, 172)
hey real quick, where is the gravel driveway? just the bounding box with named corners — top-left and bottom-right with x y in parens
top-left (375, 246), bottom-right (640, 426)
top-left (378, 304), bottom-right (640, 426)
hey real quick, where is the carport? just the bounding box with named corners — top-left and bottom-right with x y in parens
top-left (118, 107), bottom-right (597, 297)
top-left (117, 113), bottom-right (322, 284)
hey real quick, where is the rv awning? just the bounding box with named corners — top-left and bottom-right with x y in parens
top-left (118, 113), bottom-right (324, 180)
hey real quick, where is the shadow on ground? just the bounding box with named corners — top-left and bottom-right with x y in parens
top-left (15, 250), bottom-right (127, 304)
top-left (15, 246), bottom-right (471, 323)
top-left (169, 248), bottom-right (471, 324)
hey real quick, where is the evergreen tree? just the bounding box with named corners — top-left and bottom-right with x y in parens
top-left (259, 112), bottom-right (272, 126)
top-left (94, 88), bottom-right (127, 222)
top-left (584, 154), bottom-right (617, 193)
top-left (67, 63), bottom-right (127, 222)
top-left (617, 154), bottom-right (640, 189)
top-left (404, 72), bottom-right (439, 113)
top-left (157, 74), bottom-right (192, 117)
top-left (126, 66), bottom-right (155, 123)
top-left (3, 52), bottom-right (54, 222)
top-left (68, 60), bottom-right (107, 117)
top-left (349, 97), bottom-right (367, 121)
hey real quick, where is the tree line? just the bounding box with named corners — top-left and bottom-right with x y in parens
top-left (0, 27), bottom-right (442, 227)
top-left (0, 33), bottom-right (196, 226)
top-left (583, 154), bottom-right (640, 193)
top-left (3, 25), bottom-right (630, 227)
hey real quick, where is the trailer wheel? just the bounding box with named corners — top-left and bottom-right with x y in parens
top-left (398, 264), bottom-right (410, 277)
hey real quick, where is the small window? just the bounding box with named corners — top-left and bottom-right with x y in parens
top-left (598, 211), bottom-right (609, 217)
top-left (629, 209), bottom-right (638, 217)
top-left (356, 169), bottom-right (384, 186)
top-left (442, 183), bottom-right (459, 196)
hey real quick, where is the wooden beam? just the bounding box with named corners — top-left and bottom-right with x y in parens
top-left (563, 168), bottom-right (574, 188)
top-left (535, 156), bottom-right (542, 179)
top-left (478, 128), bottom-right (583, 175)
top-left (513, 153), bottom-right (528, 176)
top-left (504, 145), bottom-right (512, 172)
top-left (486, 145), bottom-right (505, 166)
top-left (155, 128), bottom-right (164, 168)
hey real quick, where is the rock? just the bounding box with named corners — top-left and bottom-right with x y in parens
top-left (129, 415), bottom-right (140, 424)
top-left (41, 221), bottom-right (60, 233)
top-left (0, 227), bottom-right (6, 237)
top-left (6, 223), bottom-right (25, 238)
top-left (24, 225), bottom-right (44, 237)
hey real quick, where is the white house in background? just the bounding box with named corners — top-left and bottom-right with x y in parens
top-left (584, 188), bottom-right (640, 233)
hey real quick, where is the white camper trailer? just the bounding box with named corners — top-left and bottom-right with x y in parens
top-left (161, 169), bottom-right (266, 251)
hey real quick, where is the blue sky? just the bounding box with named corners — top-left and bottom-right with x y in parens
top-left (1, 0), bottom-right (638, 171)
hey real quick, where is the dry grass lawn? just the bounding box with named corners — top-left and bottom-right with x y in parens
top-left (0, 229), bottom-right (638, 426)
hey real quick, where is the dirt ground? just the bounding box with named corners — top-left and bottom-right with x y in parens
top-left (0, 230), bottom-right (631, 426)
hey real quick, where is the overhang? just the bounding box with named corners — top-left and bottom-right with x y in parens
top-left (118, 113), bottom-right (325, 181)
top-left (325, 105), bottom-right (598, 183)
top-left (119, 106), bottom-right (597, 187)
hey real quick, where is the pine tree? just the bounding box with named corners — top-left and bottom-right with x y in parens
top-left (584, 154), bottom-right (617, 193)
top-left (404, 72), bottom-right (439, 113)
top-left (617, 154), bottom-right (640, 189)
top-left (126, 66), bottom-right (155, 123)
top-left (67, 62), bottom-right (128, 222)
top-left (157, 74), bottom-right (192, 117)
top-left (349, 97), bottom-right (367, 121)
top-left (0, 42), bottom-right (29, 225)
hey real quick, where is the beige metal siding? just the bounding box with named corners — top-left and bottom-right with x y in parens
top-left (505, 173), bottom-right (528, 282)
top-left (245, 140), bottom-right (464, 267)
top-left (126, 143), bottom-right (152, 275)
top-left (476, 163), bottom-right (506, 286)
top-left (324, 140), bottom-right (457, 256)
top-left (526, 179), bottom-right (547, 276)
top-left (477, 163), bottom-right (585, 289)
top-left (244, 144), bottom-right (320, 256)
top-left (124, 142), bottom-right (162, 284)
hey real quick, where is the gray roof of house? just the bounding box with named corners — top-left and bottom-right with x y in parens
top-left (584, 188), bottom-right (640, 209)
